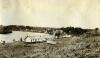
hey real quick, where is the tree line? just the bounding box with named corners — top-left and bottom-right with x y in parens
top-left (60, 27), bottom-right (88, 36)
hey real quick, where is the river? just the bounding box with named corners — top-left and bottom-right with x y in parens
top-left (0, 31), bottom-right (52, 43)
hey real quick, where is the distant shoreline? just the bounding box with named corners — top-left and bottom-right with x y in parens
top-left (0, 25), bottom-right (99, 36)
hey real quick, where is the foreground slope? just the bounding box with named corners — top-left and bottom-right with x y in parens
top-left (0, 36), bottom-right (100, 58)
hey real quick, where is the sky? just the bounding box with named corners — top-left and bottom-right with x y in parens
top-left (0, 0), bottom-right (100, 28)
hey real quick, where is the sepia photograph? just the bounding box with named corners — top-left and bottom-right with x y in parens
top-left (0, 0), bottom-right (100, 58)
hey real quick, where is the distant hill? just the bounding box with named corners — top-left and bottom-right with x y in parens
top-left (0, 25), bottom-right (58, 34)
top-left (0, 25), bottom-right (99, 36)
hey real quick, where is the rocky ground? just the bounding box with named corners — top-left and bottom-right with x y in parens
top-left (0, 36), bottom-right (100, 58)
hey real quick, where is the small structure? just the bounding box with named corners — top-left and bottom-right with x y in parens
top-left (62, 34), bottom-right (71, 38)
top-left (46, 40), bottom-right (56, 45)
top-left (23, 35), bottom-right (56, 44)
top-left (24, 36), bottom-right (32, 42)
top-left (24, 36), bottom-right (46, 43)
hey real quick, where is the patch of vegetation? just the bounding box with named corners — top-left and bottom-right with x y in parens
top-left (0, 26), bottom-right (12, 34)
top-left (1, 36), bottom-right (100, 58)
top-left (61, 27), bottom-right (88, 36)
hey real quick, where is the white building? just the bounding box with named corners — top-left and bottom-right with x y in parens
top-left (24, 36), bottom-right (46, 42)
top-left (24, 35), bottom-right (55, 43)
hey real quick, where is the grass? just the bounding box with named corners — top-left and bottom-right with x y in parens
top-left (0, 36), bottom-right (100, 58)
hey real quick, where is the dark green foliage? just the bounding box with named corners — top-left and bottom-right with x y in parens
top-left (0, 25), bottom-right (57, 34)
top-left (61, 27), bottom-right (88, 36)
top-left (0, 25), bottom-right (90, 36)
top-left (55, 30), bottom-right (61, 38)
top-left (47, 29), bottom-right (54, 35)
top-left (94, 28), bottom-right (99, 35)
top-left (0, 26), bottom-right (12, 34)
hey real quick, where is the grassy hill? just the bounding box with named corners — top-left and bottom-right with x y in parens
top-left (0, 36), bottom-right (100, 58)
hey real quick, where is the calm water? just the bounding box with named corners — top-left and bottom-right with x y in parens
top-left (0, 31), bottom-right (52, 43)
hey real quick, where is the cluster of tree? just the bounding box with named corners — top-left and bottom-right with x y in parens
top-left (4, 25), bottom-right (34, 31)
top-left (0, 25), bottom-right (57, 34)
top-left (60, 27), bottom-right (88, 36)
top-left (2, 25), bottom-right (98, 36)
top-left (0, 26), bottom-right (12, 34)
top-left (54, 30), bottom-right (62, 38)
